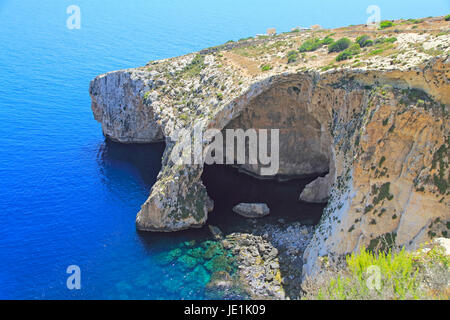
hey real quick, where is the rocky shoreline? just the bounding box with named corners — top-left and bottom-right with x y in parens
top-left (203, 220), bottom-right (314, 300)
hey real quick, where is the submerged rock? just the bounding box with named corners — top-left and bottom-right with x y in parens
top-left (232, 203), bottom-right (270, 218)
top-left (177, 254), bottom-right (198, 271)
top-left (205, 270), bottom-right (248, 299)
top-left (154, 248), bottom-right (183, 266)
top-left (184, 265), bottom-right (210, 285)
top-left (186, 247), bottom-right (204, 260)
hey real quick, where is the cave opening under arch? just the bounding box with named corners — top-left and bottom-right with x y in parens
top-left (200, 77), bottom-right (334, 232)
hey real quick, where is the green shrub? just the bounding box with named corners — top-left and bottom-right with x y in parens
top-left (286, 50), bottom-right (299, 63)
top-left (336, 51), bottom-right (351, 61)
top-left (260, 64), bottom-right (272, 71)
top-left (373, 182), bottom-right (394, 205)
top-left (382, 37), bottom-right (397, 43)
top-left (356, 35), bottom-right (373, 47)
top-left (299, 36), bottom-right (335, 52)
top-left (335, 43), bottom-right (360, 61)
top-left (321, 63), bottom-right (338, 71)
top-left (407, 18), bottom-right (424, 24)
top-left (445, 14), bottom-right (450, 21)
top-left (321, 36), bottom-right (334, 45)
top-left (379, 156), bottom-right (386, 167)
top-left (238, 36), bottom-right (253, 42)
top-left (180, 54), bottom-right (205, 78)
top-left (347, 43), bottom-right (361, 54)
top-left (380, 20), bottom-right (394, 29)
top-left (179, 114), bottom-right (189, 121)
top-left (307, 245), bottom-right (449, 300)
top-left (328, 38), bottom-right (352, 53)
top-left (299, 38), bottom-right (322, 52)
top-left (369, 48), bottom-right (385, 55)
top-left (431, 143), bottom-right (448, 194)
top-left (374, 36), bottom-right (397, 44)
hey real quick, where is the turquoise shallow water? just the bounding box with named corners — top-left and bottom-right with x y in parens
top-left (0, 0), bottom-right (447, 299)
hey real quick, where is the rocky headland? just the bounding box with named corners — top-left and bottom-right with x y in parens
top-left (90, 16), bottom-right (449, 296)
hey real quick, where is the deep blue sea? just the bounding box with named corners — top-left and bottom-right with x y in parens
top-left (0, 0), bottom-right (447, 299)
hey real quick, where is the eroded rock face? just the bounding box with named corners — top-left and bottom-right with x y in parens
top-left (90, 30), bottom-right (449, 280)
top-left (135, 160), bottom-right (210, 231)
top-left (302, 80), bottom-right (449, 279)
top-left (89, 69), bottom-right (164, 143)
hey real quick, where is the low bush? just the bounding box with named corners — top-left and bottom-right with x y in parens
top-left (180, 54), bottom-right (205, 78)
top-left (328, 37), bottom-right (352, 53)
top-left (374, 37), bottom-right (397, 44)
top-left (336, 51), bottom-right (352, 61)
top-left (320, 36), bottom-right (334, 45)
top-left (299, 38), bottom-right (323, 52)
top-left (336, 43), bottom-right (361, 61)
top-left (286, 50), bottom-right (299, 63)
top-left (303, 244), bottom-right (449, 300)
top-left (445, 14), bottom-right (450, 21)
top-left (260, 64), bottom-right (272, 71)
top-left (356, 35), bottom-right (373, 47)
top-left (380, 20), bottom-right (394, 29)
top-left (299, 36), bottom-right (335, 52)
top-left (407, 18), bottom-right (424, 24)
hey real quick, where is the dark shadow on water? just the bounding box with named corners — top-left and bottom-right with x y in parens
top-left (96, 139), bottom-right (166, 189)
top-left (95, 139), bottom-right (199, 249)
top-left (94, 139), bottom-right (217, 254)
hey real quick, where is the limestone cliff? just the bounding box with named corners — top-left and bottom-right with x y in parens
top-left (90, 16), bottom-right (450, 278)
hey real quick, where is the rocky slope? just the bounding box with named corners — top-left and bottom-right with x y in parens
top-left (90, 16), bottom-right (450, 279)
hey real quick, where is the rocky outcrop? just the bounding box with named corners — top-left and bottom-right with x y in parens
top-left (90, 20), bottom-right (449, 280)
top-left (299, 174), bottom-right (332, 203)
top-left (89, 69), bottom-right (164, 143)
top-left (232, 203), bottom-right (270, 218)
top-left (223, 233), bottom-right (285, 299)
